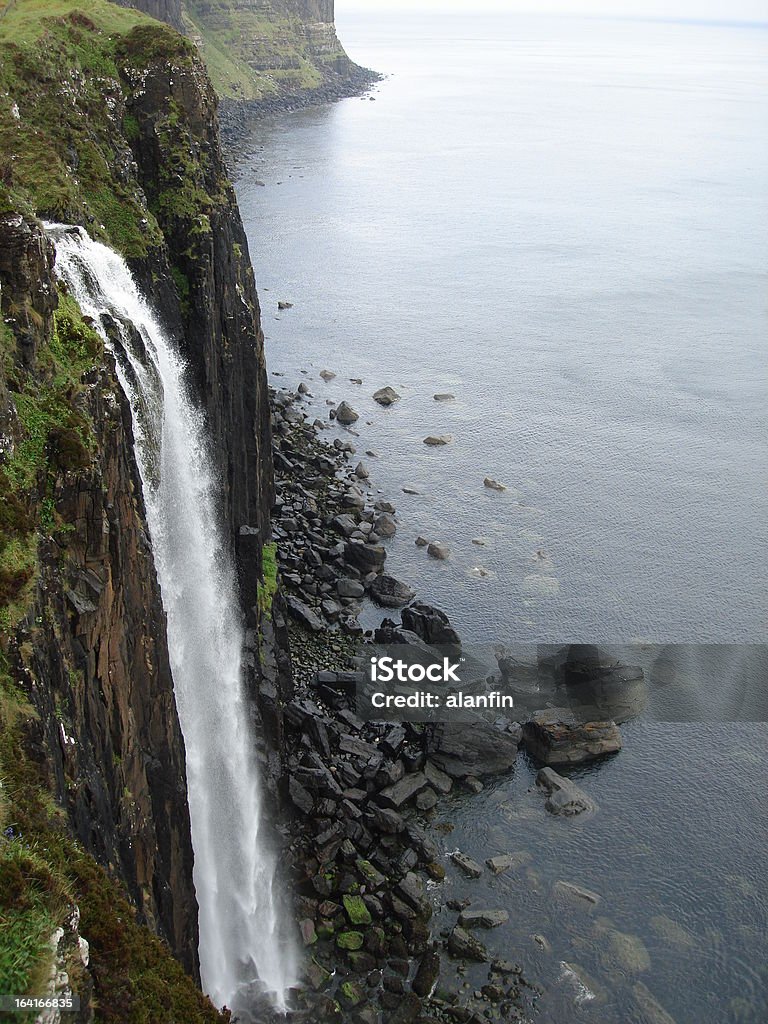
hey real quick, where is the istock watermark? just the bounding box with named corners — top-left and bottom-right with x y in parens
top-left (356, 646), bottom-right (517, 722)
top-left (346, 643), bottom-right (768, 724)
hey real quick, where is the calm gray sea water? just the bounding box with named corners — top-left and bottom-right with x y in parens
top-left (232, 13), bottom-right (767, 1022)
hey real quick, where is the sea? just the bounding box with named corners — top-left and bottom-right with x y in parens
top-left (231, 11), bottom-right (768, 1022)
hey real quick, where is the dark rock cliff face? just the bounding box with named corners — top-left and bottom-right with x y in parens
top-left (0, 6), bottom-right (291, 998)
top-left (0, 215), bottom-right (200, 976)
top-left (118, 41), bottom-right (293, 779)
top-left (116, 0), bottom-right (374, 104)
top-left (115, 0), bottom-right (185, 31)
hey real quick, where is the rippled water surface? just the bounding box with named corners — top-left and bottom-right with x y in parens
top-left (231, 12), bottom-right (768, 1021)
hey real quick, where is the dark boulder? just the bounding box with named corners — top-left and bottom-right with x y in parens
top-left (427, 721), bottom-right (520, 778)
top-left (369, 573), bottom-right (416, 608)
top-left (401, 601), bottom-right (460, 645)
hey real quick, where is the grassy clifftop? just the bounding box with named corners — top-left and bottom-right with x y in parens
top-left (0, 0), bottom-right (208, 255)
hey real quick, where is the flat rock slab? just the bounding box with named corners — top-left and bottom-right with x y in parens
top-left (451, 851), bottom-right (484, 878)
top-left (378, 771), bottom-right (429, 809)
top-left (458, 909), bottom-right (509, 929)
top-left (523, 709), bottom-right (622, 765)
top-left (536, 766), bottom-right (597, 816)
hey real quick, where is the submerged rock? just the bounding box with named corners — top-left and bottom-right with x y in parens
top-left (486, 852), bottom-right (530, 875)
top-left (552, 880), bottom-right (602, 908)
top-left (483, 477), bottom-right (507, 491)
top-left (423, 434), bottom-right (452, 446)
top-left (427, 541), bottom-right (451, 560)
top-left (536, 767), bottom-right (597, 816)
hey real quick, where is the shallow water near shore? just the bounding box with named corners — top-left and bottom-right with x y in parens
top-left (232, 11), bottom-right (768, 1020)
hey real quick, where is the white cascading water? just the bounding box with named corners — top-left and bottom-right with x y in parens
top-left (48, 225), bottom-right (297, 1017)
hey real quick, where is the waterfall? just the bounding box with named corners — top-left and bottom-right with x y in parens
top-left (48, 225), bottom-right (297, 1017)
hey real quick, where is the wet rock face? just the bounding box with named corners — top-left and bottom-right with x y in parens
top-left (0, 218), bottom-right (199, 975)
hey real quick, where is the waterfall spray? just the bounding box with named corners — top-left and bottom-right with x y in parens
top-left (49, 225), bottom-right (297, 1016)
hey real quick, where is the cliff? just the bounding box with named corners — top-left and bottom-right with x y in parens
top-left (115, 0), bottom-right (375, 106)
top-left (0, 1), bottom-right (287, 1016)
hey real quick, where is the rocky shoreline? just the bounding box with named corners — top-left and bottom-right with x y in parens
top-left (263, 384), bottom-right (634, 1024)
top-left (219, 66), bottom-right (383, 146)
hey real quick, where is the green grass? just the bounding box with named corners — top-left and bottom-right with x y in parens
top-left (257, 541), bottom-right (279, 616)
top-left (0, 0), bottom-right (184, 255)
top-left (0, 291), bottom-right (101, 633)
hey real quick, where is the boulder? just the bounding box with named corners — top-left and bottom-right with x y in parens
top-left (285, 595), bottom-right (324, 632)
top-left (337, 578), bottom-right (365, 599)
top-left (354, 461), bottom-right (370, 479)
top-left (368, 804), bottom-right (405, 834)
top-left (374, 512), bottom-right (397, 538)
top-left (427, 541), bottom-right (451, 560)
top-left (483, 477), bottom-right (507, 491)
top-left (345, 540), bottom-right (386, 573)
top-left (320, 369), bottom-right (336, 381)
top-left (337, 931), bottom-right (364, 950)
top-left (424, 760), bottom-right (453, 794)
top-left (378, 772), bottom-right (429, 809)
top-left (395, 872), bottom-right (431, 917)
top-left (447, 926), bottom-right (488, 962)
top-left (288, 777), bottom-right (314, 815)
top-left (332, 513), bottom-right (359, 537)
top-left (336, 401), bottom-right (359, 424)
top-left (536, 767), bottom-right (597, 816)
top-left (412, 948), bottom-right (440, 997)
top-left (486, 852), bottom-right (530, 875)
top-left (523, 709), bottom-right (621, 765)
top-left (343, 894), bottom-right (373, 926)
top-left (402, 601), bottom-right (461, 645)
top-left (369, 573), bottom-right (416, 608)
top-left (450, 851), bottom-right (483, 878)
top-left (427, 721), bottom-right (520, 778)
top-left (423, 434), bottom-right (452, 446)
top-left (373, 386), bottom-right (401, 406)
